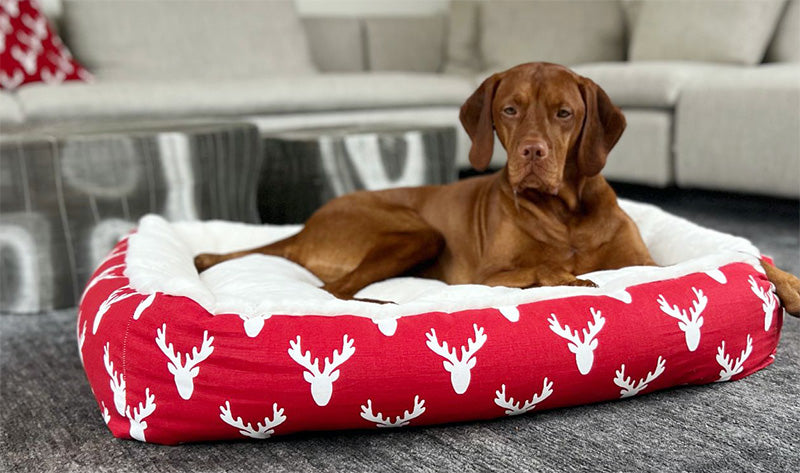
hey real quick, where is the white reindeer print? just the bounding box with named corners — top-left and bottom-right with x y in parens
top-left (21, 13), bottom-right (47, 38)
top-left (126, 388), bottom-right (156, 442)
top-left (47, 51), bottom-right (75, 74)
top-left (41, 67), bottom-right (65, 84)
top-left (155, 324), bottom-right (215, 400)
top-left (77, 321), bottom-right (87, 366)
top-left (425, 324), bottom-right (487, 394)
top-left (103, 343), bottom-right (126, 416)
top-left (100, 402), bottom-right (111, 425)
top-left (0, 0), bottom-right (19, 17)
top-left (657, 288), bottom-right (707, 352)
top-left (93, 286), bottom-right (138, 334)
top-left (360, 396), bottom-right (426, 428)
top-left (0, 69), bottom-right (23, 89)
top-left (239, 314), bottom-right (271, 338)
top-left (11, 44), bottom-right (38, 74)
top-left (548, 308), bottom-right (605, 375)
top-left (80, 263), bottom-right (125, 304)
top-left (613, 356), bottom-right (666, 398)
top-left (219, 401), bottom-right (286, 439)
top-left (494, 378), bottom-right (554, 416)
top-left (0, 14), bottom-right (11, 53)
top-left (287, 334), bottom-right (355, 406)
top-left (716, 335), bottom-right (753, 382)
top-left (748, 276), bottom-right (778, 331)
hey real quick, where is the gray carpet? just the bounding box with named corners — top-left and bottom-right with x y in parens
top-left (2, 188), bottom-right (799, 473)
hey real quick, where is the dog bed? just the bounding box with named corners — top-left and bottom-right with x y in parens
top-left (77, 199), bottom-right (782, 445)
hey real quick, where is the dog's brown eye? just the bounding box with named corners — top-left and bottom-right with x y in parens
top-left (503, 106), bottom-right (517, 116)
top-left (557, 109), bottom-right (572, 118)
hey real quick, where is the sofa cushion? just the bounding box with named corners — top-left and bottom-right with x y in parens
top-left (480, 0), bottom-right (626, 70)
top-left (365, 16), bottom-right (446, 72)
top-left (675, 65), bottom-right (800, 198)
top-left (303, 17), bottom-right (365, 72)
top-left (16, 74), bottom-right (474, 122)
top-left (766, 0), bottom-right (800, 63)
top-left (603, 110), bottom-right (672, 187)
top-left (570, 62), bottom-right (742, 108)
top-left (0, 0), bottom-right (91, 90)
top-left (0, 91), bottom-right (24, 123)
top-left (443, 0), bottom-right (482, 74)
top-left (629, 0), bottom-right (786, 65)
top-left (61, 0), bottom-right (316, 80)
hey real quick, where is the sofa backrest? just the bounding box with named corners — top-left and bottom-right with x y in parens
top-left (766, 0), bottom-right (800, 63)
top-left (302, 15), bottom-right (447, 73)
top-left (60, 0), bottom-right (316, 80)
top-left (443, 0), bottom-right (796, 74)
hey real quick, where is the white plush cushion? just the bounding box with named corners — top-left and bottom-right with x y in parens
top-left (571, 62), bottom-right (743, 108)
top-left (767, 0), bottom-right (800, 63)
top-left (675, 64), bottom-right (800, 198)
top-left (629, 0), bottom-right (786, 65)
top-left (0, 91), bottom-right (24, 124)
top-left (16, 75), bottom-right (474, 122)
top-left (480, 0), bottom-right (626, 70)
top-left (365, 16), bottom-right (446, 73)
top-left (61, 0), bottom-right (316, 80)
top-left (125, 199), bottom-right (762, 319)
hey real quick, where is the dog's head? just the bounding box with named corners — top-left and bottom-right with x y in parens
top-left (460, 62), bottom-right (626, 195)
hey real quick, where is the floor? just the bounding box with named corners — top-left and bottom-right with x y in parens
top-left (2, 185), bottom-right (799, 473)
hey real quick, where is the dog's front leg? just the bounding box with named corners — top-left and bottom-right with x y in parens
top-left (760, 259), bottom-right (800, 317)
top-left (478, 267), bottom-right (597, 289)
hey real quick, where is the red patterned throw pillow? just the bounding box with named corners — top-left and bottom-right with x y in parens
top-left (0, 0), bottom-right (91, 90)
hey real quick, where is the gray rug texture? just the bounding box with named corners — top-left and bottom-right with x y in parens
top-left (2, 187), bottom-right (799, 473)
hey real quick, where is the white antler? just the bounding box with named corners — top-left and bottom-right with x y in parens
top-left (287, 335), bottom-right (355, 406)
top-left (41, 67), bottom-right (66, 84)
top-left (494, 378), bottom-right (554, 416)
top-left (0, 68), bottom-right (24, 89)
top-left (80, 263), bottom-right (125, 303)
top-left (103, 343), bottom-right (126, 416)
top-left (11, 44), bottom-right (38, 74)
top-left (77, 321), bottom-right (87, 366)
top-left (360, 395), bottom-right (426, 428)
top-left (716, 335), bottom-right (753, 382)
top-left (100, 402), bottom-right (111, 425)
top-left (548, 308), bottom-right (605, 375)
top-left (425, 324), bottom-right (487, 394)
top-left (126, 388), bottom-right (156, 442)
top-left (21, 13), bottom-right (47, 38)
top-left (748, 275), bottom-right (778, 331)
top-left (657, 287), bottom-right (706, 352)
top-left (155, 324), bottom-right (214, 400)
top-left (0, 0), bottom-right (19, 18)
top-left (93, 286), bottom-right (138, 334)
top-left (219, 401), bottom-right (286, 439)
top-left (613, 356), bottom-right (666, 398)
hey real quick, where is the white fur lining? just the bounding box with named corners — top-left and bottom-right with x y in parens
top-left (124, 199), bottom-right (763, 321)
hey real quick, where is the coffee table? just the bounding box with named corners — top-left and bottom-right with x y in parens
top-left (0, 120), bottom-right (261, 313)
top-left (258, 124), bottom-right (456, 223)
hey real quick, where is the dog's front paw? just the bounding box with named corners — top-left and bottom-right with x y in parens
top-left (194, 253), bottom-right (220, 273)
top-left (568, 278), bottom-right (598, 288)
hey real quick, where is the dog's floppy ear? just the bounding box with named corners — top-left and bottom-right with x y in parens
top-left (576, 77), bottom-right (626, 176)
top-left (460, 73), bottom-right (500, 171)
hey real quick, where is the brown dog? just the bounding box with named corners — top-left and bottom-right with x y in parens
top-left (195, 62), bottom-right (800, 316)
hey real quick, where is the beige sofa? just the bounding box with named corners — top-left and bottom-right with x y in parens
top-left (1, 0), bottom-right (798, 198)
